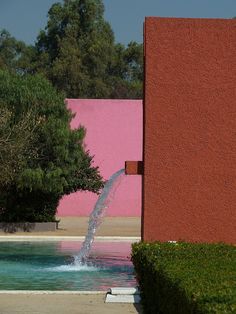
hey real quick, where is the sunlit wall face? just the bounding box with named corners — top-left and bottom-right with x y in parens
top-left (143, 17), bottom-right (236, 244)
top-left (57, 99), bottom-right (143, 217)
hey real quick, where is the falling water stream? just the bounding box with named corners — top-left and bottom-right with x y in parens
top-left (74, 169), bottom-right (125, 264)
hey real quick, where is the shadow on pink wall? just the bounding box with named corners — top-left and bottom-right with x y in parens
top-left (57, 99), bottom-right (142, 217)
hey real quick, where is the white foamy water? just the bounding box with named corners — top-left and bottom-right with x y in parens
top-left (46, 264), bottom-right (98, 272)
top-left (74, 169), bottom-right (125, 264)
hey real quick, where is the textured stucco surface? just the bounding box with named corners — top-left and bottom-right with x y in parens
top-left (143, 17), bottom-right (236, 243)
top-left (57, 99), bottom-right (142, 217)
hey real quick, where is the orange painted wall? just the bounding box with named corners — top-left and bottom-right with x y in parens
top-left (143, 17), bottom-right (236, 243)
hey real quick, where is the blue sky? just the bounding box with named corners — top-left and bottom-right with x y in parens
top-left (0, 0), bottom-right (236, 45)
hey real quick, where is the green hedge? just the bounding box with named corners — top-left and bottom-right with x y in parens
top-left (132, 242), bottom-right (236, 314)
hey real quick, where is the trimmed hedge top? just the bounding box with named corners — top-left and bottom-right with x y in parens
top-left (132, 242), bottom-right (236, 314)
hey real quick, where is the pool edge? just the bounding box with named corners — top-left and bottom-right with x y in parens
top-left (0, 236), bottom-right (141, 242)
top-left (0, 290), bottom-right (106, 295)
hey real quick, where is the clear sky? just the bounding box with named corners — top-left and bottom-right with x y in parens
top-left (0, 0), bottom-right (236, 45)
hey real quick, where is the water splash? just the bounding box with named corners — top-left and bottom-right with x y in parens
top-left (46, 264), bottom-right (98, 272)
top-left (74, 169), bottom-right (125, 264)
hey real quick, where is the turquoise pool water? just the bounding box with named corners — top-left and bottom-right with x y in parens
top-left (0, 241), bottom-right (136, 290)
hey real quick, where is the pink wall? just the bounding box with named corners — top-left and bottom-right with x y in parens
top-left (57, 99), bottom-right (142, 217)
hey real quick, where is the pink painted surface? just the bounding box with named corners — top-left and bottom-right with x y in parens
top-left (57, 99), bottom-right (142, 217)
top-left (59, 241), bottom-right (132, 256)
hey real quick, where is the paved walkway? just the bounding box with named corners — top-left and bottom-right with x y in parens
top-left (0, 217), bottom-right (142, 314)
top-left (0, 294), bottom-right (142, 314)
top-left (0, 217), bottom-right (141, 237)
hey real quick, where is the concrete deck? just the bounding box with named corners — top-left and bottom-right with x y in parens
top-left (0, 217), bottom-right (141, 237)
top-left (0, 294), bottom-right (142, 314)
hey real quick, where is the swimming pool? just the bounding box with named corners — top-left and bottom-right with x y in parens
top-left (0, 240), bottom-right (136, 291)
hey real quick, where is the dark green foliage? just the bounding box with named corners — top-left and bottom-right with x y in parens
top-left (0, 29), bottom-right (36, 74)
top-left (0, 29), bottom-right (24, 70)
top-left (132, 242), bottom-right (236, 314)
top-left (109, 42), bottom-right (143, 99)
top-left (0, 0), bottom-right (143, 99)
top-left (0, 70), bottom-right (104, 222)
top-left (34, 0), bottom-right (143, 99)
top-left (34, 0), bottom-right (115, 98)
top-left (0, 106), bottom-right (38, 187)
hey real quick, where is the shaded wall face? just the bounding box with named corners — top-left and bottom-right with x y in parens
top-left (57, 99), bottom-right (142, 217)
top-left (143, 18), bottom-right (236, 243)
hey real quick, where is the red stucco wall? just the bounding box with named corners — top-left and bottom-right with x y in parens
top-left (143, 17), bottom-right (236, 243)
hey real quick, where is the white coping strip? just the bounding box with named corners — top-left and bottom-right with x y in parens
top-left (0, 236), bottom-right (141, 242)
top-left (0, 290), bottom-right (106, 295)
